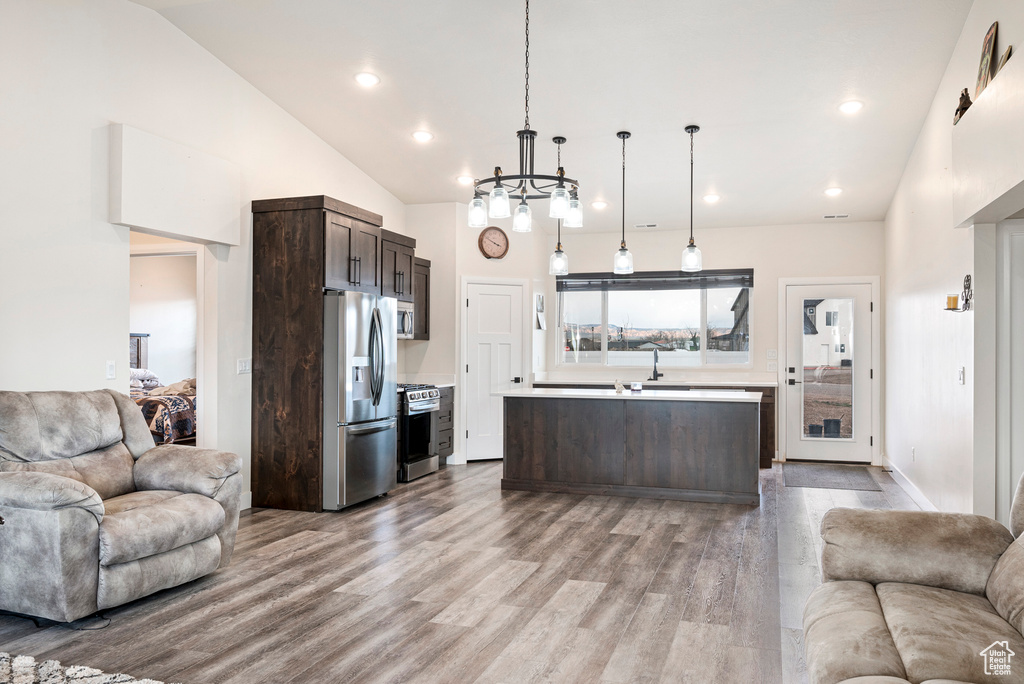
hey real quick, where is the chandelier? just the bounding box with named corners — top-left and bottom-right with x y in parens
top-left (467, 0), bottom-right (582, 232)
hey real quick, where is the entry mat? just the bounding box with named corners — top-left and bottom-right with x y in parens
top-left (783, 463), bottom-right (882, 491)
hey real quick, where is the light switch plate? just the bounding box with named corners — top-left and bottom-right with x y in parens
top-left (237, 358), bottom-right (252, 374)
top-left (105, 360), bottom-right (116, 379)
top-left (766, 349), bottom-right (778, 360)
top-left (958, 367), bottom-right (965, 385)
top-left (767, 361), bottom-right (778, 372)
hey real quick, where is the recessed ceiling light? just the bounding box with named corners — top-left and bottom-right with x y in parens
top-left (825, 187), bottom-right (843, 197)
top-left (457, 175), bottom-right (475, 185)
top-left (412, 131), bottom-right (434, 143)
top-left (703, 194), bottom-right (720, 204)
top-left (591, 201), bottom-right (608, 210)
top-left (839, 100), bottom-right (863, 114)
top-left (354, 72), bottom-right (380, 87)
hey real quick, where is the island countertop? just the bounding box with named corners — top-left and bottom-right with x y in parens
top-left (496, 387), bottom-right (762, 403)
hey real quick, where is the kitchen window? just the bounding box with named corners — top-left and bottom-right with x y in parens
top-left (557, 269), bottom-right (752, 368)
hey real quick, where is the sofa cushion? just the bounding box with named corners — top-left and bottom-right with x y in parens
top-left (876, 582), bottom-right (1024, 684)
top-left (986, 537), bottom-right (1024, 635)
top-left (0, 390), bottom-right (122, 462)
top-left (97, 535), bottom-right (222, 611)
top-left (99, 492), bottom-right (224, 565)
top-left (803, 581), bottom-right (907, 684)
top-left (0, 442), bottom-right (135, 500)
top-left (103, 489), bottom-right (182, 516)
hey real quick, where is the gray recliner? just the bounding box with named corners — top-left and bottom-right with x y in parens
top-left (803, 473), bottom-right (1024, 684)
top-left (0, 389), bottom-right (242, 622)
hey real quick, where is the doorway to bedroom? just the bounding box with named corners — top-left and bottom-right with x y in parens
top-left (129, 231), bottom-right (200, 447)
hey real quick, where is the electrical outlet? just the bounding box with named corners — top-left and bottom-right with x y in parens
top-left (958, 367), bottom-right (965, 385)
top-left (766, 349), bottom-right (778, 360)
top-left (105, 360), bottom-right (116, 379)
top-left (911, 446), bottom-right (916, 462)
top-left (767, 361), bottom-right (778, 372)
top-left (237, 358), bottom-right (252, 374)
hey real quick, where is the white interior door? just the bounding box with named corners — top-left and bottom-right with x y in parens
top-left (465, 282), bottom-right (524, 461)
top-left (785, 283), bottom-right (872, 462)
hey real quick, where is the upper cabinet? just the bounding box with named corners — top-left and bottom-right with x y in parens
top-left (413, 257), bottom-right (430, 340)
top-left (325, 212), bottom-right (380, 294)
top-left (381, 229), bottom-right (415, 303)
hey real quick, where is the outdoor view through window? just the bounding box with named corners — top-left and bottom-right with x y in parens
top-left (559, 286), bottom-right (750, 367)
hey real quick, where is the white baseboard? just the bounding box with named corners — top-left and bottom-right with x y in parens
top-left (880, 456), bottom-right (938, 511)
top-left (240, 491), bottom-right (252, 511)
top-left (446, 451), bottom-right (467, 465)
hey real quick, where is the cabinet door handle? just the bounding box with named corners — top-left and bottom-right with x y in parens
top-left (349, 256), bottom-right (358, 284)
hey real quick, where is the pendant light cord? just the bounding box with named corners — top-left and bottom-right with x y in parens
top-left (524, 0), bottom-right (530, 130)
top-left (557, 218), bottom-right (562, 249)
top-left (621, 135), bottom-right (626, 247)
top-left (689, 129), bottom-right (694, 243)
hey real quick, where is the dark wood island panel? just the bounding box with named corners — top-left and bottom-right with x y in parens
top-left (502, 393), bottom-right (760, 505)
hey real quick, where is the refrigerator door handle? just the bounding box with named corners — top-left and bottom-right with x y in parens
top-left (345, 418), bottom-right (396, 435)
top-left (368, 308), bottom-right (380, 405)
top-left (374, 307), bottom-right (385, 405)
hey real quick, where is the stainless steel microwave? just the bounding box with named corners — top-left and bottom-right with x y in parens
top-left (397, 301), bottom-right (415, 339)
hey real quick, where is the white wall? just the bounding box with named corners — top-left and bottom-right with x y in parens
top-left (0, 0), bottom-right (407, 504)
top-left (129, 254), bottom-right (197, 383)
top-left (885, 0), bottom-right (1024, 515)
top-left (542, 222), bottom-right (885, 382)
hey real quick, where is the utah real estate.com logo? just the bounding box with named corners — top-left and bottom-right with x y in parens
top-left (981, 641), bottom-right (1015, 676)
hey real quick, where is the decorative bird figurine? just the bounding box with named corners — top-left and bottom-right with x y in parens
top-left (954, 88), bottom-right (973, 124)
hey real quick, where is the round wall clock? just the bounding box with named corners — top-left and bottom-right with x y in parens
top-left (478, 226), bottom-right (509, 259)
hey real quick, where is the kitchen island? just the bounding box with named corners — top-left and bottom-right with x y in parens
top-left (500, 387), bottom-right (762, 505)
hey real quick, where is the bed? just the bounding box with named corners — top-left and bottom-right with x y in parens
top-left (128, 357), bottom-right (198, 444)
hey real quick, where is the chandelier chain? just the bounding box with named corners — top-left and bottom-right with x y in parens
top-left (621, 135), bottom-right (626, 245)
top-left (524, 0), bottom-right (530, 130)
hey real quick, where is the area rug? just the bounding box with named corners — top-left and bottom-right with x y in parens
top-left (0, 653), bottom-right (174, 684)
top-left (783, 463), bottom-right (882, 491)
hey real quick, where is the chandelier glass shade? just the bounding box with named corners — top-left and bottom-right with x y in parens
top-left (468, 196), bottom-right (487, 228)
top-left (681, 124), bottom-right (704, 273)
top-left (549, 219), bottom-right (569, 275)
top-left (467, 0), bottom-right (582, 228)
top-left (565, 194), bottom-right (583, 227)
top-left (512, 197), bottom-right (533, 232)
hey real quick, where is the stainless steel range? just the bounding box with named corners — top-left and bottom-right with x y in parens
top-left (397, 383), bottom-right (440, 482)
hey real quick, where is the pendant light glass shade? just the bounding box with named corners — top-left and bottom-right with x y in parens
top-left (549, 246), bottom-right (569, 275)
top-left (681, 241), bottom-right (703, 272)
top-left (549, 186), bottom-right (570, 218)
top-left (512, 200), bottom-right (532, 232)
top-left (468, 197), bottom-right (488, 227)
top-left (564, 196), bottom-right (583, 227)
top-left (489, 185), bottom-right (511, 218)
top-left (613, 245), bottom-right (634, 274)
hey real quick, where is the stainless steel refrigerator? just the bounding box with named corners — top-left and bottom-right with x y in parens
top-left (322, 291), bottom-right (398, 510)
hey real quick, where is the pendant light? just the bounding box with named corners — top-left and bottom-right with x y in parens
top-left (512, 189), bottom-right (533, 232)
top-left (468, 196), bottom-right (488, 228)
top-left (613, 131), bottom-right (634, 275)
top-left (549, 218), bottom-right (569, 275)
top-left (681, 124), bottom-right (703, 272)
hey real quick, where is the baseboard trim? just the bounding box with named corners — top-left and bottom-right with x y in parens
top-left (501, 478), bottom-right (760, 505)
top-left (881, 457), bottom-right (938, 511)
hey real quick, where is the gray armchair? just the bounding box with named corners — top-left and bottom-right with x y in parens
top-left (803, 475), bottom-right (1024, 684)
top-left (0, 389), bottom-right (241, 622)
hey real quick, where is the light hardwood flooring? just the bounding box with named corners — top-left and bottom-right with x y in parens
top-left (0, 462), bottom-right (918, 683)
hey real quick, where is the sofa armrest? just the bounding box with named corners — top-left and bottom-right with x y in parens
top-left (133, 445), bottom-right (242, 568)
top-left (820, 508), bottom-right (1013, 595)
top-left (0, 471), bottom-right (103, 521)
top-left (133, 445), bottom-right (240, 498)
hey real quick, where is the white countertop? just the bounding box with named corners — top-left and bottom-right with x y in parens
top-left (533, 374), bottom-right (777, 388)
top-left (498, 387), bottom-right (762, 403)
top-left (398, 374), bottom-right (455, 388)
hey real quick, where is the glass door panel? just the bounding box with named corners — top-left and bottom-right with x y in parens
top-left (801, 298), bottom-right (854, 440)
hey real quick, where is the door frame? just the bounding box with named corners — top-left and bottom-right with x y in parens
top-left (129, 240), bottom-right (217, 451)
top-left (777, 276), bottom-right (881, 465)
top-left (996, 220), bottom-right (1024, 524)
top-left (459, 276), bottom-right (532, 464)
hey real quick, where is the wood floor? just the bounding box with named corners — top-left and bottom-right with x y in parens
top-left (0, 462), bottom-right (919, 683)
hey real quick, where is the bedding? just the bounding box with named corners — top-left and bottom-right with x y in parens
top-left (131, 385), bottom-right (197, 444)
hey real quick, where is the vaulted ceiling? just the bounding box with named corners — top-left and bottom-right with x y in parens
top-left (133, 0), bottom-right (972, 233)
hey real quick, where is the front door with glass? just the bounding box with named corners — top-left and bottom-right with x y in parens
top-left (785, 283), bottom-right (872, 462)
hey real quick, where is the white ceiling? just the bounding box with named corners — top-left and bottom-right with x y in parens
top-left (133, 0), bottom-right (971, 234)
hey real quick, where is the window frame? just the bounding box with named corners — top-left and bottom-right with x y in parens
top-left (555, 269), bottom-right (753, 370)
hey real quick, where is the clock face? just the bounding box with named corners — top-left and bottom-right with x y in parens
top-left (478, 227), bottom-right (509, 259)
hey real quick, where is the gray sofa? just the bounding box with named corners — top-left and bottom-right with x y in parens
top-left (0, 389), bottom-right (241, 623)
top-left (803, 475), bottom-right (1024, 684)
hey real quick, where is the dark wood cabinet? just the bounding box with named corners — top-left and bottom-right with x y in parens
top-left (532, 382), bottom-right (776, 468)
top-left (381, 229), bottom-right (415, 303)
top-left (412, 257), bottom-right (430, 340)
top-left (250, 195), bottom-right (384, 512)
top-left (437, 386), bottom-right (454, 460)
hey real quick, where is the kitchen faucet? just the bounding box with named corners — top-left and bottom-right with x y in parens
top-left (649, 349), bottom-right (664, 381)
